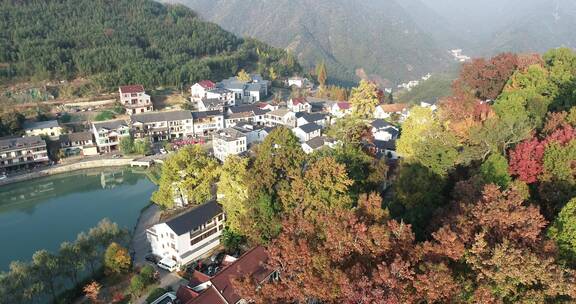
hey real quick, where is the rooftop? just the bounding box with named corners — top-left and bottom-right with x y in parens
top-left (119, 85), bottom-right (145, 94)
top-left (23, 120), bottom-right (59, 130)
top-left (92, 119), bottom-right (128, 131)
top-left (0, 136), bottom-right (46, 152)
top-left (165, 201), bottom-right (223, 235)
top-left (60, 132), bottom-right (93, 143)
top-left (291, 97), bottom-right (308, 105)
top-left (213, 128), bottom-right (247, 141)
top-left (378, 103), bottom-right (409, 113)
top-left (191, 111), bottom-right (223, 120)
top-left (200, 98), bottom-right (225, 109)
top-left (304, 136), bottom-right (334, 150)
top-left (297, 122), bottom-right (322, 133)
top-left (371, 119), bottom-right (394, 129)
top-left (267, 108), bottom-right (293, 117)
top-left (197, 80), bottom-right (215, 89)
top-left (298, 113), bottom-right (328, 123)
top-left (336, 102), bottom-right (351, 110)
top-left (131, 111), bottom-right (193, 124)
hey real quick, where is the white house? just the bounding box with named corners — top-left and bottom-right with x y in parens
top-left (197, 98), bottom-right (225, 112)
top-left (131, 111), bottom-right (194, 142)
top-left (23, 120), bottom-right (63, 140)
top-left (218, 74), bottom-right (270, 104)
top-left (287, 76), bottom-right (309, 88)
top-left (190, 80), bottom-right (216, 101)
top-left (212, 128), bottom-right (247, 162)
top-left (374, 103), bottom-right (410, 121)
top-left (192, 111), bottom-right (225, 136)
top-left (119, 85), bottom-right (153, 115)
top-left (371, 119), bottom-right (399, 141)
top-left (234, 122), bottom-right (269, 145)
top-left (264, 109), bottom-right (297, 128)
top-left (292, 123), bottom-right (322, 142)
top-left (59, 132), bottom-right (98, 156)
top-left (296, 113), bottom-right (330, 127)
top-left (330, 102), bottom-right (352, 118)
top-left (224, 105), bottom-right (268, 127)
top-left (301, 136), bottom-right (336, 154)
top-left (257, 102), bottom-right (279, 112)
top-left (205, 88), bottom-right (236, 107)
top-left (287, 97), bottom-right (311, 113)
top-left (0, 136), bottom-right (49, 170)
top-left (146, 201), bottom-right (225, 267)
top-left (91, 119), bottom-right (131, 153)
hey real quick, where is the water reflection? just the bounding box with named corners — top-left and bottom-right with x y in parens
top-left (0, 167), bottom-right (156, 271)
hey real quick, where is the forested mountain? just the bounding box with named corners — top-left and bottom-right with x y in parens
top-left (419, 0), bottom-right (576, 56)
top-left (0, 0), bottom-right (300, 89)
top-left (166, 0), bottom-right (454, 86)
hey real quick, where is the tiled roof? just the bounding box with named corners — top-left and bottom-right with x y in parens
top-left (92, 119), bottom-right (128, 131)
top-left (165, 201), bottom-right (222, 235)
top-left (191, 111), bottom-right (223, 120)
top-left (299, 113), bottom-right (327, 123)
top-left (336, 102), bottom-right (351, 110)
top-left (378, 103), bottom-right (409, 113)
top-left (197, 80), bottom-right (216, 89)
top-left (297, 122), bottom-right (322, 133)
top-left (186, 286), bottom-right (225, 304)
top-left (304, 136), bottom-right (331, 150)
top-left (119, 85), bottom-right (145, 94)
top-left (371, 119), bottom-right (394, 129)
top-left (0, 136), bottom-right (45, 152)
top-left (213, 128), bottom-right (247, 141)
top-left (23, 120), bottom-right (59, 130)
top-left (291, 97), bottom-right (308, 105)
top-left (131, 111), bottom-right (192, 124)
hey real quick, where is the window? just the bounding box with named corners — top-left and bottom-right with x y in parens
top-left (171, 243), bottom-right (175, 249)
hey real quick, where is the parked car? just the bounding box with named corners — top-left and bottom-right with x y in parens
top-left (157, 257), bottom-right (178, 272)
top-left (145, 253), bottom-right (159, 264)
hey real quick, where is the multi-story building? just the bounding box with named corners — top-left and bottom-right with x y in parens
top-left (192, 111), bottom-right (224, 136)
top-left (23, 120), bottom-right (63, 140)
top-left (131, 111), bottom-right (194, 142)
top-left (146, 201), bottom-right (225, 267)
top-left (287, 97), bottom-right (312, 113)
top-left (264, 109), bottom-right (297, 128)
top-left (197, 98), bottom-right (226, 112)
top-left (119, 85), bottom-right (154, 115)
top-left (190, 80), bottom-right (216, 101)
top-left (224, 105), bottom-right (268, 127)
top-left (212, 128), bottom-right (247, 162)
top-left (0, 136), bottom-right (49, 170)
top-left (292, 123), bottom-right (322, 142)
top-left (205, 88), bottom-right (235, 107)
top-left (59, 132), bottom-right (98, 156)
top-left (91, 120), bottom-right (131, 153)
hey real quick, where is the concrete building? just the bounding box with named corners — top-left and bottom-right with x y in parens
top-left (91, 120), bottom-right (131, 153)
top-left (0, 136), bottom-right (49, 170)
top-left (212, 128), bottom-right (247, 162)
top-left (23, 120), bottom-right (63, 140)
top-left (119, 85), bottom-right (153, 115)
top-left (264, 109), bottom-right (297, 128)
top-left (224, 105), bottom-right (268, 127)
top-left (190, 80), bottom-right (216, 101)
top-left (131, 111), bottom-right (194, 142)
top-left (192, 111), bottom-right (225, 136)
top-left (287, 97), bottom-right (312, 113)
top-left (59, 132), bottom-right (98, 156)
top-left (146, 201), bottom-right (225, 267)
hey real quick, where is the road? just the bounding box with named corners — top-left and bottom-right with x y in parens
top-left (130, 204), bottom-right (187, 304)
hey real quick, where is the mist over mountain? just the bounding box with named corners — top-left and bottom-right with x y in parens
top-left (163, 0), bottom-right (454, 86)
top-left (164, 0), bottom-right (576, 85)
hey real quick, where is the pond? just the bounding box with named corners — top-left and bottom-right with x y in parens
top-left (0, 167), bottom-right (156, 271)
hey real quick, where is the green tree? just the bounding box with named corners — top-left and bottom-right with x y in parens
top-left (140, 265), bottom-right (156, 285)
top-left (59, 242), bottom-right (84, 286)
top-left (316, 60), bottom-right (327, 87)
top-left (31, 250), bottom-right (60, 301)
top-left (134, 139), bottom-right (152, 155)
top-left (548, 197), bottom-right (576, 265)
top-left (104, 242), bottom-right (131, 275)
top-left (479, 153), bottom-right (512, 188)
top-left (218, 156), bottom-right (249, 234)
top-left (268, 67), bottom-right (277, 81)
top-left (349, 80), bottom-right (380, 118)
top-left (152, 145), bottom-right (220, 208)
top-left (543, 141), bottom-right (576, 184)
top-left (130, 275), bottom-right (145, 297)
top-left (119, 136), bottom-right (135, 154)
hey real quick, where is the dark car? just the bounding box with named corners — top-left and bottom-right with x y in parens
top-left (145, 253), bottom-right (159, 264)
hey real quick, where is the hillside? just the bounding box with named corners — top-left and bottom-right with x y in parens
top-left (0, 0), bottom-right (300, 89)
top-left (166, 0), bottom-right (454, 86)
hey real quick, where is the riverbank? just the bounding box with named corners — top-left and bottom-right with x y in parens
top-left (0, 157), bottom-right (133, 186)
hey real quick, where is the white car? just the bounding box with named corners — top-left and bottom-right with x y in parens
top-left (157, 257), bottom-right (178, 272)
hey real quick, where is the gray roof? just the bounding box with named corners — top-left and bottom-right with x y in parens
top-left (304, 136), bottom-right (330, 150)
top-left (299, 113), bottom-right (327, 123)
top-left (374, 139), bottom-right (396, 151)
top-left (208, 87), bottom-right (232, 95)
top-left (298, 123), bottom-right (322, 133)
top-left (23, 120), bottom-right (60, 130)
top-left (93, 119), bottom-right (128, 131)
top-left (192, 111), bottom-right (223, 120)
top-left (60, 132), bottom-right (93, 143)
top-left (228, 105), bottom-right (267, 116)
top-left (201, 98), bottom-right (225, 109)
top-left (246, 83), bottom-right (262, 92)
top-left (0, 136), bottom-right (46, 152)
top-left (371, 119), bottom-right (394, 130)
top-left (213, 127), bottom-right (247, 141)
top-left (131, 111), bottom-right (192, 124)
top-left (165, 201), bottom-right (222, 235)
top-left (220, 79), bottom-right (246, 91)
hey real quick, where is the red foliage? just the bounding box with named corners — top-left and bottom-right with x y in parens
top-left (458, 53), bottom-right (519, 100)
top-left (508, 137), bottom-right (546, 184)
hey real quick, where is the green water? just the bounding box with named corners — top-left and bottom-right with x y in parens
top-left (0, 168), bottom-right (156, 271)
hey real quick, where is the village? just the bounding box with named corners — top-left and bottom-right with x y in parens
top-left (0, 71), bottom-right (437, 304)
